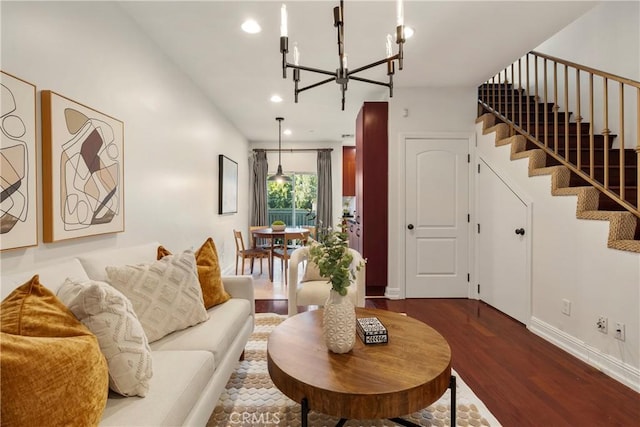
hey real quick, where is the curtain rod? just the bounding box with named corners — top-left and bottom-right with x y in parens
top-left (253, 148), bottom-right (333, 153)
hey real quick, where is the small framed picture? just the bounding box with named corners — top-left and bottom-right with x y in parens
top-left (219, 155), bottom-right (238, 214)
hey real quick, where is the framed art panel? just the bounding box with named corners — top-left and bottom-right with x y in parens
top-left (219, 155), bottom-right (238, 214)
top-left (41, 91), bottom-right (124, 242)
top-left (1, 71), bottom-right (38, 251)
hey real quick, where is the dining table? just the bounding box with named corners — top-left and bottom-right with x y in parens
top-left (251, 227), bottom-right (311, 282)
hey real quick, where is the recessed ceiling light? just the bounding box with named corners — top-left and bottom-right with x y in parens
top-left (270, 94), bottom-right (283, 103)
top-left (241, 19), bottom-right (261, 34)
top-left (283, 129), bottom-right (292, 136)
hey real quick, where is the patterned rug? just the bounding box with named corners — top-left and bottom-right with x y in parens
top-left (208, 313), bottom-right (501, 427)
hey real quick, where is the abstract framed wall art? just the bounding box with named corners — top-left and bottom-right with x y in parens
top-left (219, 155), bottom-right (238, 214)
top-left (1, 71), bottom-right (38, 251)
top-left (41, 91), bottom-right (124, 242)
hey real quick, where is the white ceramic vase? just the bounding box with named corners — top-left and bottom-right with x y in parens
top-left (322, 289), bottom-right (356, 353)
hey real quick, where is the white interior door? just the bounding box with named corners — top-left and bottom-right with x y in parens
top-left (405, 137), bottom-right (469, 298)
top-left (477, 158), bottom-right (531, 324)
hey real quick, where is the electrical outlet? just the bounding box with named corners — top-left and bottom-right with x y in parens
top-left (561, 299), bottom-right (571, 316)
top-left (597, 316), bottom-right (608, 334)
top-left (614, 322), bottom-right (626, 341)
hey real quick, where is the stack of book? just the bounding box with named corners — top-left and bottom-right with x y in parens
top-left (356, 317), bottom-right (388, 344)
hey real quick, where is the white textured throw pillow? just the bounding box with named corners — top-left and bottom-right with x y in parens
top-left (105, 250), bottom-right (209, 343)
top-left (302, 260), bottom-right (328, 283)
top-left (57, 278), bottom-right (153, 397)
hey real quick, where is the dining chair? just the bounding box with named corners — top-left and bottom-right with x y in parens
top-left (233, 230), bottom-right (270, 275)
top-left (301, 225), bottom-right (317, 241)
top-left (272, 231), bottom-right (307, 285)
top-left (249, 225), bottom-right (270, 250)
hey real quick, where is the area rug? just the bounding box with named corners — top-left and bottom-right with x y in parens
top-left (208, 313), bottom-right (501, 427)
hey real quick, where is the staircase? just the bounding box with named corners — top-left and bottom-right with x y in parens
top-left (476, 52), bottom-right (640, 253)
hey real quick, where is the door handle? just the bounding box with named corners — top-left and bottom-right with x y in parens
top-left (407, 224), bottom-right (414, 230)
top-left (515, 228), bottom-right (525, 236)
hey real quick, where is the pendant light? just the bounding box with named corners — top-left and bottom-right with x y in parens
top-left (268, 117), bottom-right (291, 182)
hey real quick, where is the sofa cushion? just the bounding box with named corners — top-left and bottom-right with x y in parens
top-left (78, 242), bottom-right (160, 282)
top-left (57, 278), bottom-right (153, 397)
top-left (150, 298), bottom-right (251, 362)
top-left (157, 237), bottom-right (230, 309)
top-left (300, 243), bottom-right (329, 283)
top-left (100, 350), bottom-right (214, 427)
top-left (302, 259), bottom-right (328, 283)
top-left (0, 275), bottom-right (109, 426)
top-left (105, 250), bottom-right (209, 343)
top-left (0, 258), bottom-right (90, 300)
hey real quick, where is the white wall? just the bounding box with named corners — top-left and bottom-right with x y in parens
top-left (473, 2), bottom-right (640, 390)
top-left (477, 124), bottom-right (640, 390)
top-left (534, 1), bottom-right (639, 148)
top-left (535, 2), bottom-right (639, 80)
top-left (387, 87), bottom-right (478, 298)
top-left (249, 140), bottom-right (345, 228)
top-left (1, 2), bottom-right (249, 274)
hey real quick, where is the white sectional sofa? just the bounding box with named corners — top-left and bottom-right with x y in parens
top-left (0, 242), bottom-right (255, 426)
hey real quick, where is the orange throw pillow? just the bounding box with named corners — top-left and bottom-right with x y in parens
top-left (1, 275), bottom-right (109, 426)
top-left (158, 237), bottom-right (231, 309)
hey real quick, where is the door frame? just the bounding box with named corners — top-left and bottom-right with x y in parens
top-left (475, 155), bottom-right (533, 323)
top-left (388, 132), bottom-right (474, 300)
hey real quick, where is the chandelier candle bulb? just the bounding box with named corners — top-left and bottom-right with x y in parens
top-left (293, 44), bottom-right (299, 66)
top-left (280, 4), bottom-right (287, 37)
top-left (386, 34), bottom-right (393, 58)
top-left (396, 0), bottom-right (404, 27)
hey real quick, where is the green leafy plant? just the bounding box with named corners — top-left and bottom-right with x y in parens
top-left (308, 228), bottom-right (364, 296)
top-left (272, 220), bottom-right (285, 226)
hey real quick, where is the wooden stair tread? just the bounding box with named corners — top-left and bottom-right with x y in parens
top-left (478, 81), bottom-right (639, 250)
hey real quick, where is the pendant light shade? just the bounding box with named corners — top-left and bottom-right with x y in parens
top-left (268, 117), bottom-right (291, 182)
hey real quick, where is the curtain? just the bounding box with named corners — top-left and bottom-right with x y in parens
top-left (251, 150), bottom-right (268, 226)
top-left (316, 150), bottom-right (333, 234)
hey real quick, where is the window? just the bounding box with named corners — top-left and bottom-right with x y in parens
top-left (267, 173), bottom-right (317, 226)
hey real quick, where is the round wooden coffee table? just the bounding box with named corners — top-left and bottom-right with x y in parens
top-left (267, 307), bottom-right (455, 426)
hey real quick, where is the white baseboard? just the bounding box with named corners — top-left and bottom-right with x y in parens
top-left (529, 317), bottom-right (640, 392)
top-left (384, 286), bottom-right (402, 299)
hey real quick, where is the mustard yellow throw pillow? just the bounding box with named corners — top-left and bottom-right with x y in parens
top-left (157, 237), bottom-right (231, 309)
top-left (0, 275), bottom-right (109, 427)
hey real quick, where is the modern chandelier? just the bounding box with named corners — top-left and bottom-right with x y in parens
top-left (279, 0), bottom-right (407, 110)
top-left (267, 117), bottom-right (291, 183)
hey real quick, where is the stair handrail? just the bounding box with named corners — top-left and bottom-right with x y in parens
top-left (478, 50), bottom-right (640, 218)
top-left (532, 51), bottom-right (640, 89)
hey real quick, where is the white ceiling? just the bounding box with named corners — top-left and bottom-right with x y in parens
top-left (119, 1), bottom-right (596, 144)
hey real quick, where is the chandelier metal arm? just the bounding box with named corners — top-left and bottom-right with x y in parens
top-left (285, 63), bottom-right (336, 77)
top-left (347, 54), bottom-right (400, 76)
top-left (349, 76), bottom-right (391, 88)
top-left (296, 76), bottom-right (336, 93)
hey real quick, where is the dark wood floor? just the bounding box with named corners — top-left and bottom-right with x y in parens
top-left (256, 298), bottom-right (640, 426)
